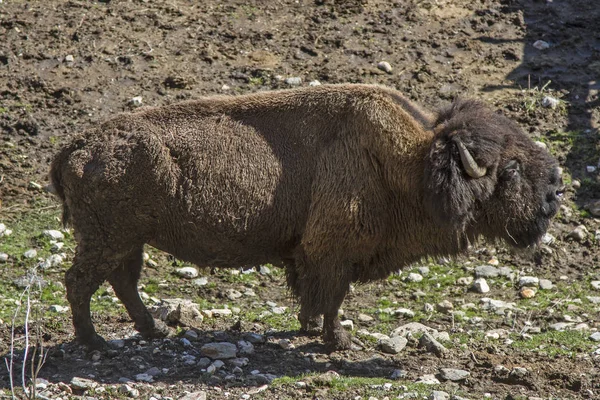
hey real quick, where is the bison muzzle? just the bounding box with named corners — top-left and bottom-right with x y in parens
top-left (50, 84), bottom-right (561, 351)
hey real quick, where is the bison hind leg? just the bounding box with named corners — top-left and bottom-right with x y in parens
top-left (285, 263), bottom-right (323, 335)
top-left (107, 247), bottom-right (169, 339)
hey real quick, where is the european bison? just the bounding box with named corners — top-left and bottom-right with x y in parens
top-left (50, 84), bottom-right (561, 350)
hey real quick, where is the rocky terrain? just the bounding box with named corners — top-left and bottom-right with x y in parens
top-left (1, 0), bottom-right (599, 399)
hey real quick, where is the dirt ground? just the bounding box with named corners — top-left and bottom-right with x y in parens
top-left (1, 0), bottom-right (600, 399)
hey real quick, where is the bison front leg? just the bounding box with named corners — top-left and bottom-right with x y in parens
top-left (107, 248), bottom-right (169, 340)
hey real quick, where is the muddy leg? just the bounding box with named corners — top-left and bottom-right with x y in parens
top-left (322, 291), bottom-right (352, 351)
top-left (65, 253), bottom-right (111, 350)
top-left (286, 263), bottom-right (323, 335)
top-left (107, 248), bottom-right (169, 339)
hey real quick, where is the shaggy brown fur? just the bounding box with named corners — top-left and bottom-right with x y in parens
top-left (50, 84), bottom-right (561, 351)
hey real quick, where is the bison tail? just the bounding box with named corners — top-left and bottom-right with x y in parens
top-left (49, 137), bottom-right (86, 228)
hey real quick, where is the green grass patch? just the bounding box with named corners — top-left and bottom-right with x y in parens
top-left (510, 330), bottom-right (595, 357)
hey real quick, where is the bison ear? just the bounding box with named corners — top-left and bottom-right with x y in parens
top-left (422, 128), bottom-right (496, 230)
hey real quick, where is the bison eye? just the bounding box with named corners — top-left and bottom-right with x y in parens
top-left (501, 159), bottom-right (520, 180)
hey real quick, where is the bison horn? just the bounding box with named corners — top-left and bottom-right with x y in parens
top-left (454, 137), bottom-right (487, 178)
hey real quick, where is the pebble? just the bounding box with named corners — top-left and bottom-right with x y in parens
top-left (418, 266), bottom-right (430, 276)
top-left (520, 287), bottom-right (536, 299)
top-left (48, 304), bottom-right (69, 313)
top-left (244, 333), bottom-right (266, 344)
top-left (43, 229), bottom-right (64, 240)
top-left (588, 199), bottom-right (600, 216)
top-left (65, 54), bottom-right (75, 62)
top-left (587, 296), bottom-right (600, 304)
top-left (200, 342), bottom-right (237, 359)
top-left (130, 96), bottom-right (143, 107)
top-left (509, 367), bottom-right (528, 379)
top-left (135, 373), bottom-right (153, 382)
top-left (211, 308), bottom-right (233, 317)
top-left (237, 340), bottom-right (254, 355)
top-left (51, 242), bottom-right (64, 252)
top-left (590, 332), bottom-right (600, 341)
top-left (406, 273), bottom-right (423, 282)
top-left (146, 367), bottom-right (161, 377)
top-left (592, 281), bottom-right (600, 290)
top-left (568, 225), bottom-right (587, 242)
top-left (480, 298), bottom-right (515, 312)
top-left (29, 181), bottom-right (43, 191)
top-left (340, 319), bottom-right (354, 330)
top-left (394, 308), bottom-right (415, 318)
top-left (70, 377), bottom-right (97, 390)
top-left (587, 166), bottom-right (597, 173)
top-left (184, 330), bottom-right (198, 341)
top-left (42, 254), bottom-right (64, 269)
top-left (549, 322), bottom-right (574, 331)
top-left (358, 313), bottom-right (374, 322)
top-left (278, 339), bottom-right (295, 350)
top-left (439, 368), bottom-right (470, 381)
top-left (178, 391), bottom-right (207, 400)
top-left (0, 223), bottom-right (6, 236)
top-left (472, 278), bottom-right (490, 293)
top-left (23, 249), bottom-right (38, 259)
top-left (541, 96), bottom-right (560, 109)
top-left (272, 306), bottom-right (287, 314)
top-left (377, 61), bottom-right (393, 74)
top-left (0, 253), bottom-right (8, 262)
top-left (430, 391), bottom-right (450, 400)
top-left (475, 265), bottom-right (500, 278)
top-left (391, 369), bottom-right (408, 379)
top-left (418, 333), bottom-right (447, 356)
top-left (539, 279), bottom-right (553, 290)
top-left (436, 300), bottom-right (453, 313)
top-left (519, 276), bottom-right (539, 287)
top-left (533, 40), bottom-right (550, 50)
top-left (118, 384), bottom-right (139, 398)
top-left (379, 336), bottom-right (408, 354)
top-left (285, 77), bottom-right (302, 86)
top-left (309, 80), bottom-right (321, 86)
top-left (175, 267), bottom-right (198, 279)
top-left (192, 277), bottom-right (208, 286)
top-left (541, 233), bottom-right (555, 245)
top-left (225, 289), bottom-right (242, 300)
top-left (457, 276), bottom-right (473, 286)
top-left (416, 374), bottom-right (440, 385)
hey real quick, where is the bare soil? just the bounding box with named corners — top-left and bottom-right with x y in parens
top-left (1, 0), bottom-right (600, 399)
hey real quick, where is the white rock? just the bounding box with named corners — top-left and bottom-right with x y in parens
top-left (284, 77), bottom-right (302, 86)
top-left (278, 339), bottom-right (295, 350)
top-left (340, 320), bottom-right (354, 330)
top-left (472, 278), bottom-right (490, 293)
top-left (65, 54), bottom-right (75, 62)
top-left (377, 61), bottom-right (393, 74)
top-left (43, 229), bottom-right (64, 240)
top-left (379, 336), bottom-right (408, 354)
top-left (533, 40), bottom-right (550, 50)
top-left (416, 374), bottom-right (440, 385)
top-left (23, 249), bottom-right (38, 259)
top-left (539, 279), bottom-right (553, 290)
top-left (394, 308), bottom-right (415, 318)
top-left (192, 277), bottom-right (208, 286)
top-left (175, 267), bottom-right (198, 279)
top-left (130, 96), bottom-right (143, 107)
top-left (590, 332), bottom-right (600, 342)
top-left (591, 281), bottom-right (600, 290)
top-left (519, 276), bottom-right (539, 287)
top-left (0, 253), bottom-right (8, 263)
top-left (587, 166), bottom-right (597, 173)
top-left (49, 305), bottom-right (69, 313)
top-left (309, 80), bottom-right (321, 86)
top-left (406, 273), bottom-right (423, 282)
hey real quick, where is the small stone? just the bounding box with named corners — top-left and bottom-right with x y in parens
top-left (225, 289), bottom-right (242, 300)
top-left (237, 340), bottom-right (254, 355)
top-left (436, 300), bottom-right (453, 313)
top-left (487, 257), bottom-right (499, 266)
top-left (0, 223), bottom-right (6, 236)
top-left (533, 40), bottom-right (550, 50)
top-left (406, 273), bottom-right (423, 282)
top-left (48, 304), bottom-right (69, 313)
top-left (542, 96), bottom-right (560, 109)
top-left (569, 225), bottom-right (587, 242)
top-left (424, 303), bottom-right (434, 312)
top-left (358, 313), bottom-right (374, 323)
top-left (430, 391), bottom-right (450, 400)
top-left (591, 281), bottom-right (600, 290)
top-left (377, 61), bottom-right (393, 74)
top-left (541, 233), bottom-right (555, 245)
top-left (534, 141), bottom-right (547, 150)
top-left (272, 306), bottom-right (287, 314)
top-left (285, 77), bottom-right (302, 86)
top-left (519, 276), bottom-right (539, 287)
top-left (549, 322), bottom-right (574, 331)
top-left (416, 374), bottom-right (441, 385)
top-left (130, 96), bottom-right (143, 107)
top-left (472, 278), bottom-right (490, 293)
top-left (200, 342), bottom-right (237, 359)
top-left (135, 373), bottom-right (153, 382)
top-left (70, 377), bottom-right (97, 390)
top-left (520, 287), bottom-right (536, 299)
top-left (509, 367), bottom-right (528, 379)
top-left (457, 276), bottom-right (473, 286)
top-left (29, 181), bottom-right (43, 191)
top-left (118, 384), bottom-right (139, 398)
top-left (340, 319), bottom-right (354, 330)
top-left (65, 54), bottom-right (74, 62)
top-left (244, 333), bottom-right (266, 344)
top-left (587, 166), bottom-right (597, 173)
top-left (184, 330), bottom-right (198, 341)
top-left (394, 308), bottom-right (415, 318)
top-left (192, 277), bottom-right (208, 286)
top-left (391, 369), bottom-right (408, 380)
top-left (309, 80), bottom-right (321, 86)
top-left (221, 84), bottom-right (231, 91)
top-left (175, 267), bottom-right (198, 279)
top-left (23, 249), bottom-right (37, 259)
top-left (42, 254), bottom-right (64, 269)
top-left (439, 368), bottom-right (470, 381)
top-left (379, 336), bottom-right (408, 354)
top-left (587, 296), bottom-right (600, 304)
top-left (51, 242), bottom-right (64, 252)
top-left (43, 229), bottom-right (64, 240)
top-left (278, 339), bottom-right (295, 350)
top-left (475, 265), bottom-right (499, 278)
top-left (588, 200), bottom-right (600, 216)
top-left (418, 266), bottom-right (430, 276)
top-left (152, 298), bottom-right (203, 327)
top-left (211, 308), bottom-right (233, 317)
top-left (539, 279), bottom-right (553, 290)
top-left (590, 332), bottom-right (600, 341)
top-left (0, 253), bottom-right (9, 263)
top-left (419, 333), bottom-right (447, 356)
top-left (178, 391), bottom-right (207, 400)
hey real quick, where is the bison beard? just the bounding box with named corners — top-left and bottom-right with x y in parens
top-left (49, 84), bottom-right (561, 351)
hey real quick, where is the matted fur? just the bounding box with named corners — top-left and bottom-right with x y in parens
top-left (50, 84), bottom-right (560, 350)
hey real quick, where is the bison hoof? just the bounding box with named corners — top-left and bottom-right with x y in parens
top-left (300, 315), bottom-right (323, 336)
top-left (77, 333), bottom-right (109, 351)
top-left (323, 327), bottom-right (353, 352)
top-left (139, 319), bottom-right (170, 339)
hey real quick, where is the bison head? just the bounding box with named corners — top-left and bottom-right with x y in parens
top-left (423, 98), bottom-right (561, 248)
